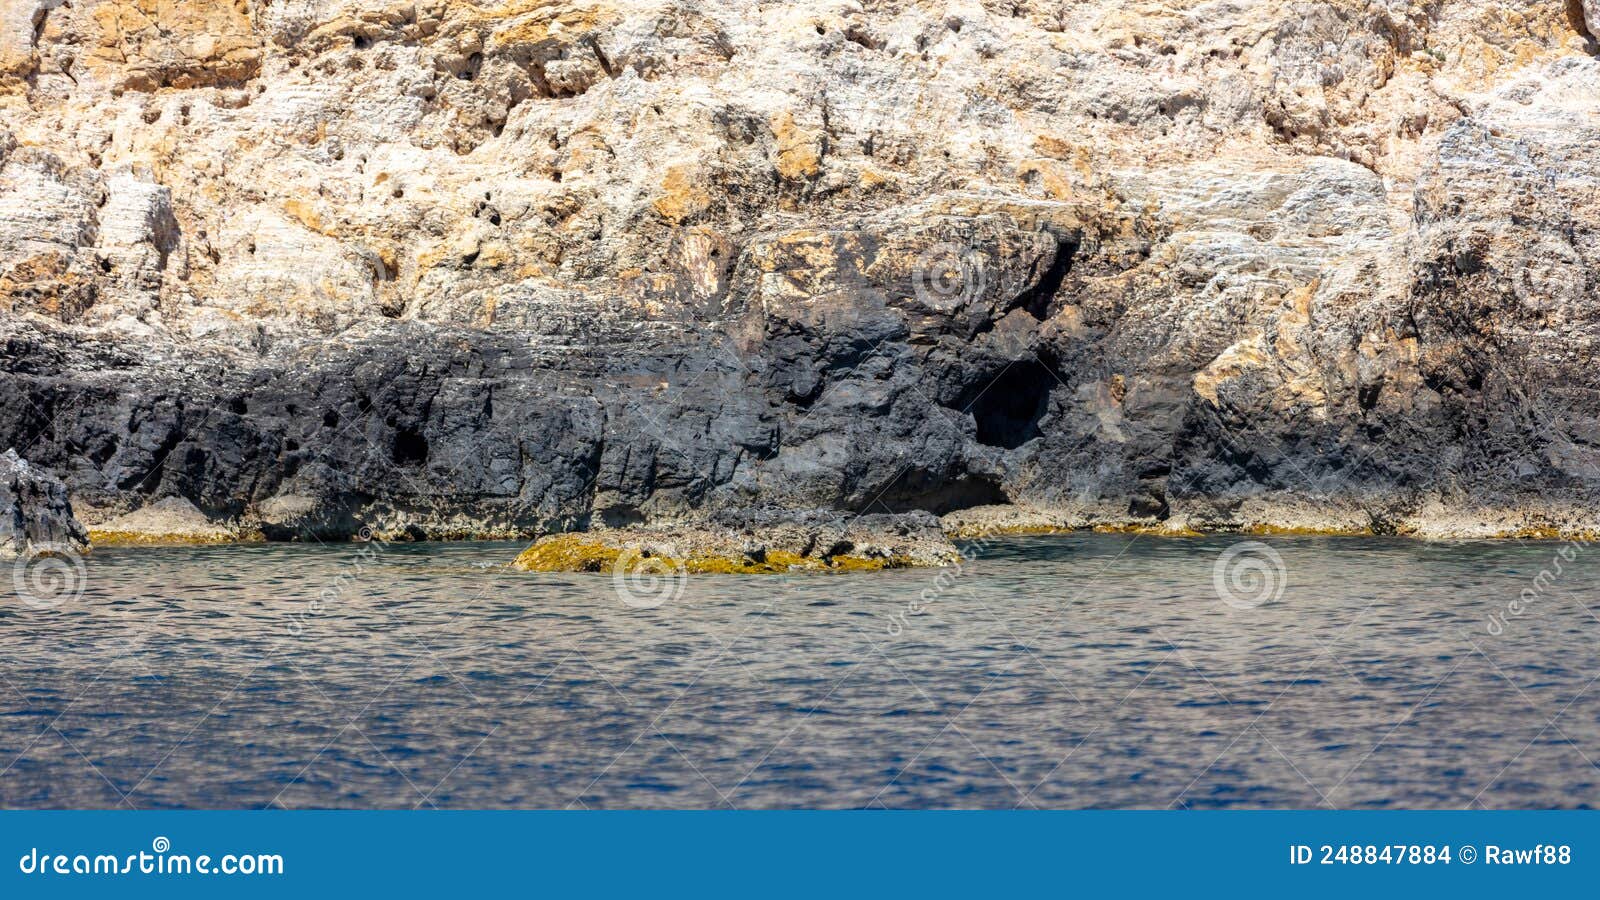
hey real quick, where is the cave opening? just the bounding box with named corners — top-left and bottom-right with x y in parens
top-left (872, 472), bottom-right (1009, 515)
top-left (392, 427), bottom-right (430, 466)
top-left (966, 361), bottom-right (1056, 450)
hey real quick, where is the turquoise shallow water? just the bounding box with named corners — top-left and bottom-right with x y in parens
top-left (1, 533), bottom-right (1597, 809)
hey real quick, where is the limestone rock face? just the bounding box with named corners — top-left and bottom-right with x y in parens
top-left (0, 449), bottom-right (87, 558)
top-left (1, 1), bottom-right (1598, 539)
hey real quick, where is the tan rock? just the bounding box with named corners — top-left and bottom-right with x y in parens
top-left (772, 110), bottom-right (823, 181)
top-left (84, 0), bottom-right (263, 93)
top-left (88, 496), bottom-right (243, 545)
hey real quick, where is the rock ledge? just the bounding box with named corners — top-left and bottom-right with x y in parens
top-left (513, 510), bottom-right (958, 574)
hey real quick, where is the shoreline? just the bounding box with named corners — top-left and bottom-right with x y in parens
top-left (82, 518), bottom-right (1600, 550)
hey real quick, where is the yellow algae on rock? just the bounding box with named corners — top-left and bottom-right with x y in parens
top-left (512, 534), bottom-right (623, 572)
top-left (85, 497), bottom-right (253, 546)
top-left (512, 512), bottom-right (959, 575)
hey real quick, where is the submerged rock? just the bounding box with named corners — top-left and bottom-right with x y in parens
top-left (513, 510), bottom-right (959, 574)
top-left (0, 450), bottom-right (87, 558)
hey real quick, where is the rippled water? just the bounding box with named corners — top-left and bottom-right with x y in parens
top-left (1, 534), bottom-right (1597, 809)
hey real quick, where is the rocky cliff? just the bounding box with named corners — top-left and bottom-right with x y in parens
top-left (1, 0), bottom-right (1597, 542)
top-left (0, 447), bottom-right (86, 557)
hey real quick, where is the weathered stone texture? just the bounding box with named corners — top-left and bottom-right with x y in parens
top-left (1, 1), bottom-right (1597, 539)
top-left (0, 448), bottom-right (87, 557)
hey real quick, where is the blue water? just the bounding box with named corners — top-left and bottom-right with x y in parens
top-left (1, 534), bottom-right (1596, 808)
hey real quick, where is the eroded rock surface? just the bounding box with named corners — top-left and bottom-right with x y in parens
top-left (0, 448), bottom-right (87, 557)
top-left (1, 1), bottom-right (1598, 541)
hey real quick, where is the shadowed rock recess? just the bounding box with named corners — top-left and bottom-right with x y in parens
top-left (2, 1), bottom-right (1599, 558)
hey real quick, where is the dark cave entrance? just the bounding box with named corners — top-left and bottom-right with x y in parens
top-left (966, 361), bottom-right (1056, 450)
top-left (392, 427), bottom-right (430, 466)
top-left (873, 471), bottom-right (1009, 515)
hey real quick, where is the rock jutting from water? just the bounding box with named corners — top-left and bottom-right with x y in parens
top-left (2, 1), bottom-right (1600, 560)
top-left (512, 508), bottom-right (958, 574)
top-left (0, 449), bottom-right (88, 558)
